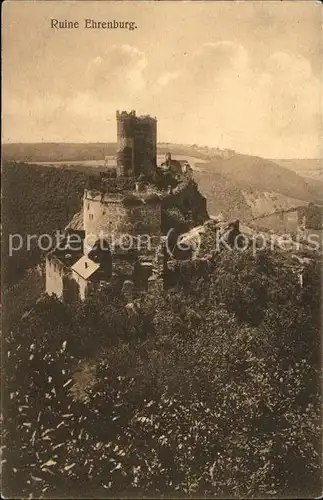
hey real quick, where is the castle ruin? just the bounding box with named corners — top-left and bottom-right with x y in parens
top-left (45, 110), bottom-right (208, 302)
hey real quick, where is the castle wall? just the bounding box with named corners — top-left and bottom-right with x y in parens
top-left (83, 190), bottom-right (161, 253)
top-left (46, 255), bottom-right (82, 302)
top-left (116, 137), bottom-right (134, 177)
top-left (253, 210), bottom-right (299, 234)
top-left (45, 255), bottom-right (66, 299)
top-left (162, 180), bottom-right (209, 228)
top-left (84, 191), bottom-right (128, 250)
top-left (126, 204), bottom-right (161, 236)
top-left (284, 211), bottom-right (299, 232)
top-left (71, 271), bottom-right (94, 301)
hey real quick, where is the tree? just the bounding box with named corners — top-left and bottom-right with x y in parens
top-left (3, 250), bottom-right (321, 498)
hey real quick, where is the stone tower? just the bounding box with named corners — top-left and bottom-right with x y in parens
top-left (116, 110), bottom-right (157, 179)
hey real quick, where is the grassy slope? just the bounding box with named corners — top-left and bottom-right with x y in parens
top-left (194, 170), bottom-right (253, 221)
top-left (194, 154), bottom-right (322, 220)
top-left (197, 154), bottom-right (322, 203)
top-left (3, 142), bottom-right (321, 204)
top-left (270, 158), bottom-right (323, 181)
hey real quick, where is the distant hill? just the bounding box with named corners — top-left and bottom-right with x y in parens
top-left (196, 154), bottom-right (322, 201)
top-left (193, 170), bottom-right (253, 221)
top-left (2, 142), bottom-right (117, 163)
top-left (193, 154), bottom-right (322, 220)
top-left (2, 142), bottom-right (233, 163)
top-left (270, 158), bottom-right (323, 182)
top-left (3, 141), bottom-right (322, 222)
top-left (193, 169), bottom-right (313, 223)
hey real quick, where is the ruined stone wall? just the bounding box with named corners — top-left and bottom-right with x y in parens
top-left (71, 271), bottom-right (94, 301)
top-left (83, 189), bottom-right (161, 253)
top-left (126, 203), bottom-right (161, 236)
top-left (284, 211), bottom-right (299, 232)
top-left (252, 210), bottom-right (299, 234)
top-left (84, 191), bottom-right (129, 251)
top-left (161, 179), bottom-right (209, 232)
top-left (45, 255), bottom-right (67, 299)
top-left (46, 254), bottom-right (82, 302)
top-left (116, 137), bottom-right (134, 177)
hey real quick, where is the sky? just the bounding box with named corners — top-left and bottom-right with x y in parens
top-left (2, 1), bottom-right (322, 158)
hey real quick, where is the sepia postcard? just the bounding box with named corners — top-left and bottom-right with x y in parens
top-left (1, 1), bottom-right (322, 498)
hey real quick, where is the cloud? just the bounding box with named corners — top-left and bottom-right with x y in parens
top-left (150, 43), bottom-right (320, 157)
top-left (3, 39), bottom-right (321, 157)
top-left (266, 51), bottom-right (313, 80)
top-left (193, 41), bottom-right (250, 75)
top-left (3, 44), bottom-right (149, 142)
top-left (156, 71), bottom-right (181, 88)
top-left (84, 44), bottom-right (147, 96)
top-left (260, 52), bottom-right (320, 135)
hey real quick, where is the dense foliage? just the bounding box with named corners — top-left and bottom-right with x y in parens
top-left (3, 248), bottom-right (321, 498)
top-left (2, 162), bottom-right (87, 285)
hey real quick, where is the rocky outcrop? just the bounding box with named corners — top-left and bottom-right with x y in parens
top-left (161, 179), bottom-right (209, 233)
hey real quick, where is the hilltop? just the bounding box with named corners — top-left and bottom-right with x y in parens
top-left (2, 142), bottom-right (117, 163)
top-left (193, 153), bottom-right (322, 221)
top-left (3, 143), bottom-right (321, 220)
top-left (270, 158), bottom-right (322, 182)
